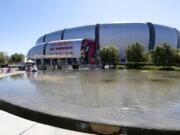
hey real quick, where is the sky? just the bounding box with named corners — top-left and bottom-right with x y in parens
top-left (0, 0), bottom-right (180, 55)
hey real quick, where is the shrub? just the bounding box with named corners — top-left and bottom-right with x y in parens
top-left (125, 62), bottom-right (146, 69)
top-left (72, 64), bottom-right (79, 69)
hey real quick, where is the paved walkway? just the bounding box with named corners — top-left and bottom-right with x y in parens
top-left (0, 70), bottom-right (24, 78)
top-left (0, 110), bottom-right (92, 135)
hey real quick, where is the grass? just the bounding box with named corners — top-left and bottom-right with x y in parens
top-left (115, 65), bottom-right (126, 69)
top-left (140, 65), bottom-right (180, 71)
top-left (172, 66), bottom-right (180, 71)
top-left (114, 64), bottom-right (180, 71)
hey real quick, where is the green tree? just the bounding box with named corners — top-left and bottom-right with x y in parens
top-left (151, 43), bottom-right (176, 67)
top-left (143, 52), bottom-right (152, 63)
top-left (174, 49), bottom-right (180, 67)
top-left (99, 47), bottom-right (107, 67)
top-left (0, 52), bottom-right (9, 66)
top-left (10, 53), bottom-right (25, 63)
top-left (0, 52), bottom-right (5, 64)
top-left (99, 45), bottom-right (119, 68)
top-left (107, 46), bottom-right (119, 65)
top-left (125, 42), bottom-right (148, 62)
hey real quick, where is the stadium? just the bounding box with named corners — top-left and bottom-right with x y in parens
top-left (27, 22), bottom-right (180, 66)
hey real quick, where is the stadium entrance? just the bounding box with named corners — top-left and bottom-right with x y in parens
top-left (29, 39), bottom-right (97, 69)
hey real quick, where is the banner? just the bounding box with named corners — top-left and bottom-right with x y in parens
top-left (46, 40), bottom-right (81, 58)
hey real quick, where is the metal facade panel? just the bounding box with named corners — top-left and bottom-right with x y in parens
top-left (63, 25), bottom-right (96, 40)
top-left (99, 23), bottom-right (149, 59)
top-left (147, 22), bottom-right (156, 51)
top-left (45, 31), bottom-right (63, 42)
top-left (154, 24), bottom-right (177, 48)
top-left (29, 44), bottom-right (45, 57)
top-left (178, 31), bottom-right (180, 49)
top-left (95, 24), bottom-right (100, 51)
top-left (36, 35), bottom-right (45, 45)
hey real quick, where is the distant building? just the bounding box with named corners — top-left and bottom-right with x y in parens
top-left (27, 22), bottom-right (180, 65)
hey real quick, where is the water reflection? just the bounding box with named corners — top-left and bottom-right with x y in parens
top-left (0, 70), bottom-right (180, 130)
top-left (10, 73), bottom-right (25, 80)
top-left (25, 70), bottom-right (180, 109)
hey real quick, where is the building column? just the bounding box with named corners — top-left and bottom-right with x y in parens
top-left (41, 58), bottom-right (44, 65)
top-left (50, 59), bottom-right (53, 66)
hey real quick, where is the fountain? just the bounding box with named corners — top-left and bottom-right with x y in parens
top-left (0, 70), bottom-right (180, 135)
